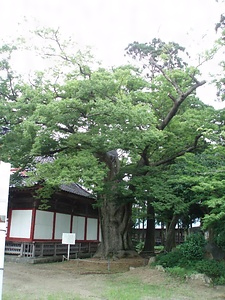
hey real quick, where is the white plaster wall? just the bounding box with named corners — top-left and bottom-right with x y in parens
top-left (10, 210), bottom-right (32, 238)
top-left (86, 218), bottom-right (98, 240)
top-left (72, 216), bottom-right (85, 240)
top-left (54, 213), bottom-right (71, 239)
top-left (34, 210), bottom-right (54, 239)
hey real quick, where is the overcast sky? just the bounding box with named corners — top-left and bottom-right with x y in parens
top-left (0, 0), bottom-right (224, 107)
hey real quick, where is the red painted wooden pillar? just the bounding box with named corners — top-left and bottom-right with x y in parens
top-left (52, 212), bottom-right (56, 240)
top-left (97, 218), bottom-right (100, 241)
top-left (84, 217), bottom-right (87, 241)
top-left (30, 208), bottom-right (36, 241)
top-left (70, 214), bottom-right (73, 233)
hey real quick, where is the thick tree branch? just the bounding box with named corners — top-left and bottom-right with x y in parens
top-left (154, 62), bottom-right (182, 94)
top-left (157, 80), bottom-right (206, 130)
top-left (96, 150), bottom-right (120, 181)
top-left (168, 94), bottom-right (176, 102)
top-left (77, 62), bottom-right (91, 79)
top-left (151, 134), bottom-right (203, 166)
top-left (139, 145), bottom-right (150, 166)
top-left (6, 71), bottom-right (17, 99)
top-left (140, 78), bottom-right (206, 167)
top-left (40, 146), bottom-right (69, 156)
top-left (189, 74), bottom-right (200, 84)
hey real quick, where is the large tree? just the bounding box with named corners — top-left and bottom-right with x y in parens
top-left (0, 30), bottom-right (212, 257)
top-left (125, 39), bottom-right (213, 253)
top-left (0, 29), bottom-right (160, 257)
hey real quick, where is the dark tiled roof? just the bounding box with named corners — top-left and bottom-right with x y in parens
top-left (60, 183), bottom-right (94, 199)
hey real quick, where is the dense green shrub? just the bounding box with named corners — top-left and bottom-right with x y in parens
top-left (154, 233), bottom-right (225, 285)
top-left (195, 259), bottom-right (225, 283)
top-left (179, 233), bottom-right (206, 261)
top-left (155, 233), bottom-right (206, 268)
top-left (155, 250), bottom-right (181, 268)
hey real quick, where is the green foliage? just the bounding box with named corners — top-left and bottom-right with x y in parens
top-left (179, 233), bottom-right (206, 261)
top-left (155, 245), bottom-right (164, 252)
top-left (155, 250), bottom-right (181, 268)
top-left (188, 147), bottom-right (225, 237)
top-left (214, 227), bottom-right (225, 251)
top-left (154, 233), bottom-right (225, 284)
top-left (155, 233), bottom-right (206, 268)
top-left (164, 147), bottom-right (225, 251)
top-left (166, 266), bottom-right (193, 280)
top-left (1, 29), bottom-right (224, 256)
top-left (195, 260), bottom-right (225, 284)
top-left (134, 241), bottom-right (144, 253)
top-left (125, 38), bottom-right (189, 78)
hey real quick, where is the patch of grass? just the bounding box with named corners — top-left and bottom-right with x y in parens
top-left (166, 266), bottom-right (195, 280)
top-left (104, 277), bottom-right (174, 300)
top-left (46, 293), bottom-right (83, 300)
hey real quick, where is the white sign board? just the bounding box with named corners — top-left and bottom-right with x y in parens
top-left (0, 161), bottom-right (10, 300)
top-left (62, 233), bottom-right (76, 245)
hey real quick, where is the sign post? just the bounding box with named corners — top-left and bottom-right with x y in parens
top-left (0, 161), bottom-right (10, 300)
top-left (62, 233), bottom-right (76, 261)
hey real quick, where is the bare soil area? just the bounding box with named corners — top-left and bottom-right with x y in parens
top-left (3, 258), bottom-right (225, 299)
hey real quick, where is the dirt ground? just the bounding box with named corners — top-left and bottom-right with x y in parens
top-left (3, 257), bottom-right (225, 300)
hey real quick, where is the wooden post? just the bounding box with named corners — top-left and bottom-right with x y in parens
top-left (32, 243), bottom-right (35, 258)
top-left (19, 243), bottom-right (23, 257)
top-left (67, 244), bottom-right (70, 260)
top-left (54, 243), bottom-right (57, 257)
top-left (40, 243), bottom-right (44, 257)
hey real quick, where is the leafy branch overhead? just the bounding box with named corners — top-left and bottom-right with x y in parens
top-left (0, 32), bottom-right (215, 195)
top-left (126, 39), bottom-right (207, 169)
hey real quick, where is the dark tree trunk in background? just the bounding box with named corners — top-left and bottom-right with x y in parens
top-left (165, 215), bottom-right (179, 252)
top-left (141, 202), bottom-right (155, 255)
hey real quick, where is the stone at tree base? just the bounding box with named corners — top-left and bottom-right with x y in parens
top-left (148, 256), bottom-right (156, 265)
top-left (155, 265), bottom-right (165, 272)
top-left (189, 273), bottom-right (212, 285)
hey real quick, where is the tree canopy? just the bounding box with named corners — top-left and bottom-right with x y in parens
top-left (0, 29), bottom-right (224, 257)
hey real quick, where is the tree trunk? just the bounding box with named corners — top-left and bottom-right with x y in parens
top-left (94, 150), bottom-right (139, 258)
top-left (94, 197), bottom-right (135, 258)
top-left (141, 202), bottom-right (155, 255)
top-left (161, 222), bottom-right (165, 246)
top-left (165, 215), bottom-right (179, 252)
